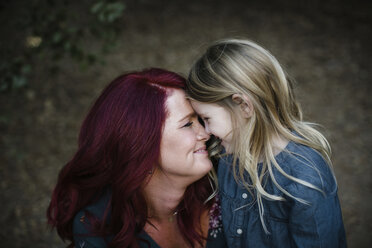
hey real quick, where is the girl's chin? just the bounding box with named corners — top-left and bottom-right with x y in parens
top-left (221, 142), bottom-right (233, 154)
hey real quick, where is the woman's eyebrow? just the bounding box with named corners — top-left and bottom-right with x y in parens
top-left (178, 112), bottom-right (197, 123)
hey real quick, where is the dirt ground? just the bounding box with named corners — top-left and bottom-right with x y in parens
top-left (0, 0), bottom-right (371, 247)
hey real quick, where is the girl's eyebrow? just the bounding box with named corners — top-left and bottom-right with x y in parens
top-left (178, 112), bottom-right (197, 123)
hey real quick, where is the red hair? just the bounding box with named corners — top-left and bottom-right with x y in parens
top-left (47, 68), bottom-right (213, 247)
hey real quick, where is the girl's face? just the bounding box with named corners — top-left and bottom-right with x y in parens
top-left (159, 89), bottom-right (212, 183)
top-left (191, 101), bottom-right (234, 153)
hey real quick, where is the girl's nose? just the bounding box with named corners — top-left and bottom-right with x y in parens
top-left (204, 123), bottom-right (211, 135)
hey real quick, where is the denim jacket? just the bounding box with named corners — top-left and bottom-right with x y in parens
top-left (218, 141), bottom-right (347, 248)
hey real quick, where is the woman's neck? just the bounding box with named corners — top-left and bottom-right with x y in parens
top-left (143, 170), bottom-right (186, 221)
top-left (142, 169), bottom-right (210, 248)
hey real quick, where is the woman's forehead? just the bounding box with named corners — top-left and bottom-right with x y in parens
top-left (165, 89), bottom-right (194, 123)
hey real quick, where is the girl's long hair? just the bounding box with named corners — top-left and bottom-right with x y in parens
top-left (47, 68), bottom-right (213, 247)
top-left (186, 39), bottom-right (335, 233)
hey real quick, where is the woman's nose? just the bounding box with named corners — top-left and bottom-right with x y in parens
top-left (196, 122), bottom-right (210, 141)
top-left (195, 121), bottom-right (209, 140)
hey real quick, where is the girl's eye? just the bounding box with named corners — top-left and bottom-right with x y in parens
top-left (182, 121), bottom-right (193, 128)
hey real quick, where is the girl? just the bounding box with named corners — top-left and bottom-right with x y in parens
top-left (186, 39), bottom-right (346, 247)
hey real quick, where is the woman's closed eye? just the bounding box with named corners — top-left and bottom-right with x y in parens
top-left (182, 121), bottom-right (193, 128)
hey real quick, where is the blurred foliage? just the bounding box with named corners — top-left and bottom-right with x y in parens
top-left (0, 0), bottom-right (125, 92)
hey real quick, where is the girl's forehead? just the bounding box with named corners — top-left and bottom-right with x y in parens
top-left (190, 101), bottom-right (221, 114)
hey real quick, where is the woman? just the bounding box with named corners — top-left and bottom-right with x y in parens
top-left (47, 68), bottom-right (226, 248)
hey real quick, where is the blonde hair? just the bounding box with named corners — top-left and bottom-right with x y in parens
top-left (186, 39), bottom-right (335, 232)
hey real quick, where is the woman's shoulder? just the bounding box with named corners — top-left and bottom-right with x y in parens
top-left (72, 190), bottom-right (113, 247)
top-left (73, 190), bottom-right (112, 235)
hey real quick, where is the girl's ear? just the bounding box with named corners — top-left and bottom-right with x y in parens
top-left (232, 94), bottom-right (253, 118)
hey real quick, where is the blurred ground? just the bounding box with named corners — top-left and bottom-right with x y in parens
top-left (0, 0), bottom-right (371, 247)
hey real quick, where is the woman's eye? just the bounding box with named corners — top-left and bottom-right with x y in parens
top-left (183, 121), bottom-right (193, 128)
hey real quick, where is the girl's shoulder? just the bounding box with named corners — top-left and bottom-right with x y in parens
top-left (280, 141), bottom-right (328, 169)
top-left (275, 141), bottom-right (337, 197)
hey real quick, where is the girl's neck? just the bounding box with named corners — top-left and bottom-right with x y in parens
top-left (271, 133), bottom-right (289, 155)
top-left (258, 133), bottom-right (289, 163)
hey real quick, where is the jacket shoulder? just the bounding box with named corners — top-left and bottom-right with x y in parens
top-left (274, 142), bottom-right (337, 197)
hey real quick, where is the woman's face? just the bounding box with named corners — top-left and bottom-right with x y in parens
top-left (159, 89), bottom-right (212, 183)
top-left (190, 101), bottom-right (234, 153)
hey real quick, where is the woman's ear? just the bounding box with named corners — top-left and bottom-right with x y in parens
top-left (232, 94), bottom-right (253, 118)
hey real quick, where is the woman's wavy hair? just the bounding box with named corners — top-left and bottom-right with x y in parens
top-left (47, 68), bottom-right (213, 247)
top-left (186, 39), bottom-right (335, 233)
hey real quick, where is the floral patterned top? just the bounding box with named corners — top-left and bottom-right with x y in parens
top-left (208, 194), bottom-right (223, 239)
top-left (73, 192), bottom-right (227, 248)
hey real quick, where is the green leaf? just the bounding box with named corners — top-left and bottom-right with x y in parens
top-left (106, 3), bottom-right (125, 22)
top-left (0, 115), bottom-right (9, 124)
top-left (0, 82), bottom-right (8, 92)
top-left (52, 32), bottom-right (63, 43)
top-left (67, 26), bottom-right (78, 34)
top-left (110, 2), bottom-right (125, 12)
top-left (91, 1), bottom-right (104, 14)
top-left (64, 41), bottom-right (71, 51)
top-left (21, 64), bottom-right (32, 75)
top-left (98, 12), bottom-right (106, 22)
top-left (107, 13), bottom-right (116, 23)
top-left (12, 75), bottom-right (27, 89)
